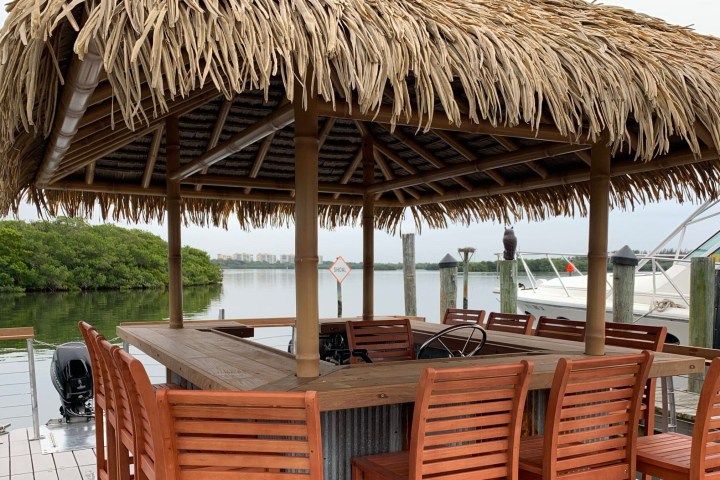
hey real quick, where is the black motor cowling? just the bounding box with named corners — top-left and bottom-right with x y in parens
top-left (51, 342), bottom-right (93, 421)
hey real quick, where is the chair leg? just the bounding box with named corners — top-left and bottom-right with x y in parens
top-left (352, 462), bottom-right (364, 480)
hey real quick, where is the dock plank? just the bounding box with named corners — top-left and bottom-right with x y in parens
top-left (71, 450), bottom-right (94, 467)
top-left (52, 452), bottom-right (78, 470)
top-left (31, 453), bottom-right (56, 472)
top-left (55, 468), bottom-right (81, 480)
top-left (9, 455), bottom-right (32, 475)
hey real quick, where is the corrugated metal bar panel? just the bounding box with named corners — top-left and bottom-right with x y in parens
top-left (321, 404), bottom-right (404, 480)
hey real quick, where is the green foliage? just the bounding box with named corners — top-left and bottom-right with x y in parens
top-left (0, 218), bottom-right (221, 292)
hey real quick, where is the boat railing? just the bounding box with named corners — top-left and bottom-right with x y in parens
top-left (0, 327), bottom-right (41, 440)
top-left (503, 251), bottom-right (692, 310)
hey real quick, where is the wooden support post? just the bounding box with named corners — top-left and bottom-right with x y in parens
top-left (166, 115), bottom-right (184, 329)
top-left (499, 260), bottom-right (518, 314)
top-left (458, 247), bottom-right (475, 309)
top-left (402, 233), bottom-right (417, 316)
top-left (294, 86), bottom-right (320, 378)
top-left (611, 246), bottom-right (638, 324)
top-left (689, 257), bottom-right (714, 392)
top-left (585, 136), bottom-right (611, 355)
top-left (362, 136), bottom-right (375, 320)
top-left (439, 254), bottom-right (458, 322)
top-left (337, 281), bottom-right (342, 318)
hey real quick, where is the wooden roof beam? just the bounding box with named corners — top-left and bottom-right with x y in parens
top-left (47, 180), bottom-right (398, 208)
top-left (433, 129), bottom-right (505, 186)
top-left (196, 98), bottom-right (235, 191)
top-left (36, 45), bottom-right (104, 187)
top-left (367, 143), bottom-right (589, 194)
top-left (405, 148), bottom-right (718, 206)
top-left (84, 163), bottom-right (95, 185)
top-left (183, 175), bottom-right (364, 195)
top-left (243, 133), bottom-right (276, 194)
top-left (141, 126), bottom-right (164, 188)
top-left (317, 102), bottom-right (589, 145)
top-left (374, 152), bottom-right (405, 203)
top-left (170, 103), bottom-right (294, 181)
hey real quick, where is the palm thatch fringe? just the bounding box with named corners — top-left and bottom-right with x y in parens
top-left (1, 0), bottom-right (720, 175)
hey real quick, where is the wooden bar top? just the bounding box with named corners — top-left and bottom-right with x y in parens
top-left (118, 319), bottom-right (704, 411)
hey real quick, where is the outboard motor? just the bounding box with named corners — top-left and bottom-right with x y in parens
top-left (51, 342), bottom-right (94, 422)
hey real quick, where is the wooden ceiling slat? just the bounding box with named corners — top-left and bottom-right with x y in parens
top-left (318, 102), bottom-right (588, 144)
top-left (184, 174), bottom-right (363, 194)
top-left (171, 102), bottom-right (294, 181)
top-left (141, 126), bottom-right (164, 188)
top-left (368, 143), bottom-right (589, 194)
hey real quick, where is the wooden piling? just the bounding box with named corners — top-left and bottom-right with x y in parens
top-left (439, 254), bottom-right (458, 322)
top-left (689, 257), bottom-right (714, 392)
top-left (499, 260), bottom-right (517, 314)
top-left (166, 115), bottom-right (183, 329)
top-left (293, 84), bottom-right (320, 378)
top-left (402, 233), bottom-right (417, 316)
top-left (458, 247), bottom-right (476, 309)
top-left (337, 281), bottom-right (342, 318)
top-left (611, 246), bottom-right (638, 324)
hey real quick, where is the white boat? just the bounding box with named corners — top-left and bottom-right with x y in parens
top-left (515, 200), bottom-right (720, 345)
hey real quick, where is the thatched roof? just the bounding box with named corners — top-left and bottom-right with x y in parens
top-left (0, 0), bottom-right (719, 229)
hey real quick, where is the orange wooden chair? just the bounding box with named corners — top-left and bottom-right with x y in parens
top-left (345, 319), bottom-right (414, 364)
top-left (78, 322), bottom-right (111, 480)
top-left (97, 337), bottom-right (134, 480)
top-left (605, 322), bottom-right (667, 439)
top-left (534, 317), bottom-right (585, 342)
top-left (90, 332), bottom-right (122, 480)
top-left (352, 361), bottom-right (533, 479)
top-left (156, 389), bottom-right (323, 479)
top-left (442, 308), bottom-right (486, 325)
top-left (114, 347), bottom-right (166, 480)
top-left (485, 312), bottom-right (535, 335)
top-left (518, 351), bottom-right (653, 480)
top-left (636, 357), bottom-right (720, 480)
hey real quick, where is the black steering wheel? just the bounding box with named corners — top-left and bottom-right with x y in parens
top-left (416, 324), bottom-right (488, 359)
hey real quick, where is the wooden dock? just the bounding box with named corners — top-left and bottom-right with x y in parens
top-left (0, 428), bottom-right (95, 480)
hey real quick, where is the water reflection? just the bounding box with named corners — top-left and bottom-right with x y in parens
top-left (0, 285), bottom-right (222, 352)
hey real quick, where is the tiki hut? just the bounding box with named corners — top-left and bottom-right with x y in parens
top-left (0, 0), bottom-right (719, 375)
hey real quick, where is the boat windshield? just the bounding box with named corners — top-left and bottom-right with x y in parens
top-left (685, 230), bottom-right (720, 260)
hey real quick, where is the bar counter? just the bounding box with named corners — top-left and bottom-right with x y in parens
top-left (117, 318), bottom-right (704, 411)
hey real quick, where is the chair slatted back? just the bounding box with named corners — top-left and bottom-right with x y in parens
top-left (442, 308), bottom-right (486, 326)
top-left (157, 390), bottom-right (323, 480)
top-left (534, 317), bottom-right (586, 342)
top-left (544, 351), bottom-right (653, 480)
top-left (78, 322), bottom-right (109, 480)
top-left (410, 361), bottom-right (533, 480)
top-left (605, 322), bottom-right (666, 436)
top-left (97, 338), bottom-right (134, 480)
top-left (345, 319), bottom-right (414, 364)
top-left (114, 348), bottom-right (165, 480)
top-left (604, 322), bottom-right (667, 351)
top-left (691, 358), bottom-right (720, 479)
top-left (485, 312), bottom-right (535, 335)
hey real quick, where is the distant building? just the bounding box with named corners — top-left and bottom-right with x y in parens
top-left (256, 253), bottom-right (277, 263)
top-left (280, 254), bottom-right (295, 264)
top-left (217, 254), bottom-right (232, 261)
top-left (233, 253), bottom-right (254, 262)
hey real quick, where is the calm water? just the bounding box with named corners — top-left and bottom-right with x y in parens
top-left (0, 269), bottom-right (502, 428)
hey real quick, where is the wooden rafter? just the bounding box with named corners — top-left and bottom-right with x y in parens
top-left (317, 102), bottom-right (589, 144)
top-left (374, 152), bottom-right (404, 203)
top-left (367, 143), bottom-right (589, 194)
top-left (196, 98), bottom-right (234, 191)
top-left (36, 45), bottom-right (104, 187)
top-left (372, 142), bottom-right (444, 195)
top-left (141, 126), bottom-right (164, 188)
top-left (405, 148), bottom-right (719, 206)
top-left (433, 130), bottom-right (506, 186)
top-left (379, 125), bottom-right (472, 191)
top-left (332, 148), bottom-right (363, 199)
top-left (170, 103), bottom-right (294, 181)
top-left (84, 162), bottom-right (95, 185)
top-left (244, 133), bottom-right (276, 194)
top-left (52, 89), bottom-right (221, 182)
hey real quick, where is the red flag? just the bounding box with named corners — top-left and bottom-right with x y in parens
top-left (565, 263), bottom-right (575, 273)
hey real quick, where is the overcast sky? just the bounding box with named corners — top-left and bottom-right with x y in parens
top-left (3, 1), bottom-right (720, 263)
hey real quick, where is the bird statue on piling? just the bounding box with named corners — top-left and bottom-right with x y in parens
top-left (503, 227), bottom-right (517, 261)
